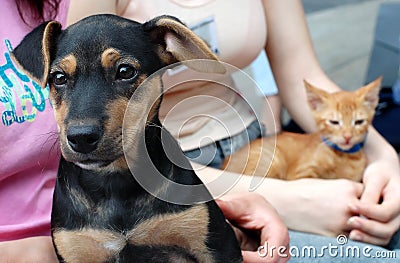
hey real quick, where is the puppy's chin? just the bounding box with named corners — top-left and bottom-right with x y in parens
top-left (61, 149), bottom-right (116, 171)
top-left (73, 157), bottom-right (128, 173)
top-left (60, 142), bottom-right (125, 171)
top-left (74, 161), bottom-right (111, 171)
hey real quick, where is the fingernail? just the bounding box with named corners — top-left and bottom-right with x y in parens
top-left (347, 217), bottom-right (361, 228)
top-left (349, 231), bottom-right (362, 241)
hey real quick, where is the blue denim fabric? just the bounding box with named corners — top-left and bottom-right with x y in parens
top-left (289, 230), bottom-right (399, 262)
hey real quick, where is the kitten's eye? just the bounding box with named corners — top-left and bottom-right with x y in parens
top-left (328, 120), bottom-right (340, 125)
top-left (51, 71), bottom-right (67, 86)
top-left (116, 64), bottom-right (137, 80)
top-left (354, 119), bottom-right (365, 125)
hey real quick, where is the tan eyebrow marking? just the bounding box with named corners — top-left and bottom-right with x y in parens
top-left (101, 48), bottom-right (121, 69)
top-left (58, 54), bottom-right (77, 76)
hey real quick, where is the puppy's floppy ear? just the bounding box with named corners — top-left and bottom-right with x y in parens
top-left (12, 21), bottom-right (62, 88)
top-left (143, 15), bottom-right (225, 73)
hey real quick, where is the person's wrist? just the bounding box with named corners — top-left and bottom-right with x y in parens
top-left (365, 128), bottom-right (398, 163)
top-left (260, 178), bottom-right (293, 220)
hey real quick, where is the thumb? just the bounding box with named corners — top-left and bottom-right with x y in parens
top-left (216, 198), bottom-right (250, 223)
top-left (242, 250), bottom-right (263, 263)
top-left (216, 199), bottom-right (239, 220)
top-left (360, 175), bottom-right (384, 205)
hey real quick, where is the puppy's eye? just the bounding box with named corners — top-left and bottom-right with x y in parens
top-left (116, 64), bottom-right (137, 80)
top-left (51, 71), bottom-right (67, 86)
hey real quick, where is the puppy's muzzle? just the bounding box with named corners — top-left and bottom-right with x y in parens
top-left (66, 125), bottom-right (102, 154)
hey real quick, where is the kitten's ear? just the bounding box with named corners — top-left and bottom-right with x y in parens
top-left (357, 76), bottom-right (381, 109)
top-left (304, 80), bottom-right (329, 111)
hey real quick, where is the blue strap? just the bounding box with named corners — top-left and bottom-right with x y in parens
top-left (321, 136), bottom-right (364, 154)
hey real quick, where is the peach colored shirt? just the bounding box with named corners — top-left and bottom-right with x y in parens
top-left (118, 0), bottom-right (267, 150)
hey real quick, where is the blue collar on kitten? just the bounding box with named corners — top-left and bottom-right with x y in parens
top-left (321, 136), bottom-right (365, 154)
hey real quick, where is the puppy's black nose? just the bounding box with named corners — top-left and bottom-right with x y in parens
top-left (66, 125), bottom-right (102, 153)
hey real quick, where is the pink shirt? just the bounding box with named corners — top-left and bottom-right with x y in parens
top-left (0, 0), bottom-right (69, 241)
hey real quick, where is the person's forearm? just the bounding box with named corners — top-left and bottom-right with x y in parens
top-left (262, 0), bottom-right (340, 133)
top-left (194, 162), bottom-right (366, 237)
top-left (0, 236), bottom-right (58, 263)
top-left (194, 164), bottom-right (325, 234)
top-left (364, 128), bottom-right (399, 166)
top-left (192, 162), bottom-right (291, 219)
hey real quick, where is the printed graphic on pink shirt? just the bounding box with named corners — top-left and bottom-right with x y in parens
top-left (0, 40), bottom-right (50, 127)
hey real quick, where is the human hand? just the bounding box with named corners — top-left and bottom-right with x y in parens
top-left (0, 236), bottom-right (58, 263)
top-left (217, 192), bottom-right (290, 263)
top-left (278, 178), bottom-right (364, 237)
top-left (347, 160), bottom-right (400, 246)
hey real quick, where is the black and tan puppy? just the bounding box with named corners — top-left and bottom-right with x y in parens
top-left (12, 14), bottom-right (242, 262)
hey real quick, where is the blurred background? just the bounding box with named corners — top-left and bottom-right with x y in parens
top-left (302, 0), bottom-right (400, 90)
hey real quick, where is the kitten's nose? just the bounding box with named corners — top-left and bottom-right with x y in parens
top-left (343, 134), bottom-right (352, 144)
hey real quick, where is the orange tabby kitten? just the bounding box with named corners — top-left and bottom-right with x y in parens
top-left (222, 77), bottom-right (381, 181)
